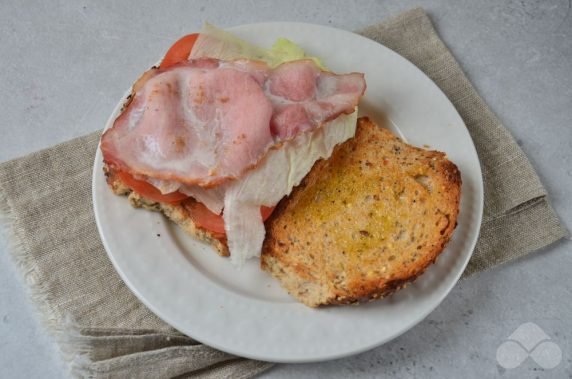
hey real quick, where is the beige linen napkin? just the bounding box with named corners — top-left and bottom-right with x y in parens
top-left (0, 7), bottom-right (567, 378)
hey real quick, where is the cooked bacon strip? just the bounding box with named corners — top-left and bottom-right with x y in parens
top-left (101, 58), bottom-right (365, 187)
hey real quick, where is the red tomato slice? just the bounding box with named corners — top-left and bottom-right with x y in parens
top-left (117, 170), bottom-right (189, 204)
top-left (186, 201), bottom-right (225, 234)
top-left (160, 33), bottom-right (199, 69)
top-left (187, 202), bottom-right (275, 235)
top-left (261, 206), bottom-right (274, 221)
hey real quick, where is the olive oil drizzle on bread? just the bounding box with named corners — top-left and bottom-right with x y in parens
top-left (261, 117), bottom-right (461, 307)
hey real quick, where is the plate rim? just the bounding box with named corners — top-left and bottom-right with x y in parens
top-left (92, 20), bottom-right (484, 363)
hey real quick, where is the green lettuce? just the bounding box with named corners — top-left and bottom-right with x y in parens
top-left (190, 23), bottom-right (326, 69)
top-left (269, 38), bottom-right (326, 69)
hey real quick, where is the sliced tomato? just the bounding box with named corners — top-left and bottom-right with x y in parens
top-left (117, 170), bottom-right (189, 204)
top-left (261, 206), bottom-right (274, 221)
top-left (187, 201), bottom-right (275, 235)
top-left (160, 33), bottom-right (199, 69)
top-left (186, 201), bottom-right (226, 234)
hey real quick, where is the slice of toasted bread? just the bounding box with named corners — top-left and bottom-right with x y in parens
top-left (104, 165), bottom-right (230, 256)
top-left (261, 117), bottom-right (461, 307)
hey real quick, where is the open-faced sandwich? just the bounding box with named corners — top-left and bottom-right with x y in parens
top-left (100, 24), bottom-right (461, 307)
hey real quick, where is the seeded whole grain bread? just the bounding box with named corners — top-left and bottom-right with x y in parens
top-left (261, 117), bottom-right (461, 307)
top-left (104, 166), bottom-right (230, 257)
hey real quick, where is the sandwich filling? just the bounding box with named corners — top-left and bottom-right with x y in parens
top-left (101, 25), bottom-right (366, 264)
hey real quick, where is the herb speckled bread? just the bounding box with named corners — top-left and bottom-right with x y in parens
top-left (261, 117), bottom-right (461, 307)
top-left (104, 166), bottom-right (230, 257)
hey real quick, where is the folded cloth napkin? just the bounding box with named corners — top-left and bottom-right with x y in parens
top-left (0, 7), bottom-right (567, 379)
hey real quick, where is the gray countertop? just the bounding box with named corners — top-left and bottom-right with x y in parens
top-left (1, 1), bottom-right (571, 378)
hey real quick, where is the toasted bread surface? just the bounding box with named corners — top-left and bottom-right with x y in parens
top-left (261, 117), bottom-right (461, 307)
top-left (104, 165), bottom-right (230, 256)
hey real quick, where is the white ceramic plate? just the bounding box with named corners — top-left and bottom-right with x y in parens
top-left (93, 22), bottom-right (483, 363)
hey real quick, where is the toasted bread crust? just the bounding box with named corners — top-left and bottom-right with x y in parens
top-left (103, 164), bottom-right (230, 256)
top-left (261, 117), bottom-right (461, 307)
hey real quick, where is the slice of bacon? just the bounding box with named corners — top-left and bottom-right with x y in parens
top-left (101, 58), bottom-right (365, 187)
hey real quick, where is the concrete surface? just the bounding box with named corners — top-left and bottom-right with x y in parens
top-left (1, 0), bottom-right (571, 378)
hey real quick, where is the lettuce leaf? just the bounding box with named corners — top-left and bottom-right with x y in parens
top-left (270, 38), bottom-right (326, 69)
top-left (190, 23), bottom-right (326, 69)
